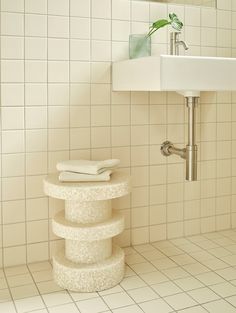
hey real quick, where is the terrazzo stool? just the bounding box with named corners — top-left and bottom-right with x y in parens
top-left (44, 171), bottom-right (131, 292)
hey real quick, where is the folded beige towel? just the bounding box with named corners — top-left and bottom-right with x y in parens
top-left (59, 170), bottom-right (112, 182)
top-left (56, 159), bottom-right (120, 175)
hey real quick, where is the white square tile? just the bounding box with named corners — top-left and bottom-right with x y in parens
top-left (188, 287), bottom-right (220, 304)
top-left (48, 61), bottom-right (69, 83)
top-left (2, 200), bottom-right (25, 223)
top-left (70, 17), bottom-right (90, 39)
top-left (2, 177), bottom-right (25, 201)
top-left (203, 299), bottom-right (236, 313)
top-left (0, 301), bottom-right (16, 313)
top-left (48, 0), bottom-right (69, 16)
top-left (15, 296), bottom-right (45, 313)
top-left (25, 61), bottom-right (47, 83)
top-left (70, 0), bottom-right (90, 17)
top-left (42, 291), bottom-right (73, 307)
top-left (112, 305), bottom-right (143, 313)
top-left (102, 292), bottom-right (134, 309)
top-left (1, 60), bottom-right (24, 82)
top-left (164, 292), bottom-right (197, 310)
top-left (127, 286), bottom-right (158, 303)
top-left (76, 297), bottom-right (109, 313)
top-left (196, 272), bottom-right (225, 286)
top-left (2, 107), bottom-right (24, 130)
top-left (48, 16), bottom-right (69, 38)
top-left (120, 276), bottom-right (147, 291)
top-left (70, 40), bottom-right (90, 61)
top-left (139, 298), bottom-right (173, 313)
top-left (152, 281), bottom-right (181, 297)
top-left (1, 36), bottom-right (24, 59)
top-left (1, 0), bottom-right (24, 12)
top-left (25, 0), bottom-right (47, 13)
top-left (7, 273), bottom-right (33, 287)
top-left (91, 0), bottom-right (111, 19)
top-left (48, 303), bottom-right (80, 313)
top-left (25, 14), bottom-right (47, 37)
top-left (1, 12), bottom-right (24, 35)
top-left (48, 38), bottom-right (69, 60)
top-left (25, 37), bottom-right (47, 60)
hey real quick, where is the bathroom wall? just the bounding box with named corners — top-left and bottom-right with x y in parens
top-left (0, 0), bottom-right (236, 267)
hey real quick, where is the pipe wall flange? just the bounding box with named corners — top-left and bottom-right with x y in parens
top-left (161, 141), bottom-right (174, 157)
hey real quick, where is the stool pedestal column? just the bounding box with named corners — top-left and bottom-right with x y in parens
top-left (44, 171), bottom-right (130, 292)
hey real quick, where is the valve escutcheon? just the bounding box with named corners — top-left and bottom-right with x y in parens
top-left (161, 141), bottom-right (174, 157)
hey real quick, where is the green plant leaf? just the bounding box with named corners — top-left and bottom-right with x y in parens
top-left (151, 19), bottom-right (170, 29)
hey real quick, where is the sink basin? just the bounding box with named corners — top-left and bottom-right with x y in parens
top-left (112, 55), bottom-right (236, 96)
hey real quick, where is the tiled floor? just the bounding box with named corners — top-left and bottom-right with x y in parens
top-left (3, 231), bottom-right (236, 312)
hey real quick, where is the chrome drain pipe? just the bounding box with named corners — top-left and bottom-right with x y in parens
top-left (161, 96), bottom-right (199, 181)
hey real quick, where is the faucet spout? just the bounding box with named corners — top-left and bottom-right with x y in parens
top-left (176, 40), bottom-right (189, 51)
top-left (170, 32), bottom-right (189, 55)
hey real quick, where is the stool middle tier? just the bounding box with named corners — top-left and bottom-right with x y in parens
top-left (44, 171), bottom-right (131, 292)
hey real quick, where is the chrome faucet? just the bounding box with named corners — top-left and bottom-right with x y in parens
top-left (170, 32), bottom-right (189, 55)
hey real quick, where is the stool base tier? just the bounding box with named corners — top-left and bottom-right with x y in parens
top-left (53, 245), bottom-right (124, 292)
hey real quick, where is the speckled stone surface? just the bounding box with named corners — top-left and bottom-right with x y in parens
top-left (65, 239), bottom-right (111, 264)
top-left (52, 210), bottom-right (124, 241)
top-left (53, 245), bottom-right (125, 292)
top-left (65, 200), bottom-right (111, 223)
top-left (44, 171), bottom-right (131, 201)
top-left (44, 171), bottom-right (130, 292)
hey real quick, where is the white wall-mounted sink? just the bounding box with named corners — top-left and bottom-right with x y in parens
top-left (112, 55), bottom-right (236, 96)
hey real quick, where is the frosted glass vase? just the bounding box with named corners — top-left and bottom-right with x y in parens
top-left (129, 34), bottom-right (151, 59)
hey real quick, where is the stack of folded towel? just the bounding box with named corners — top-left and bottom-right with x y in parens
top-left (57, 159), bottom-right (120, 182)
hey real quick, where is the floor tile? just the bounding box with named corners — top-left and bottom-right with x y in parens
top-left (140, 271), bottom-right (169, 285)
top-left (99, 286), bottom-right (124, 296)
top-left (125, 254), bottom-right (146, 265)
top-left (174, 276), bottom-right (204, 291)
top-left (170, 254), bottom-right (196, 266)
top-left (14, 295), bottom-right (45, 313)
top-left (10, 284), bottom-right (39, 300)
top-left (70, 291), bottom-right (99, 301)
top-left (164, 292), bottom-right (197, 310)
top-left (28, 262), bottom-right (52, 273)
top-left (119, 276), bottom-right (147, 290)
top-left (216, 267), bottom-right (236, 280)
top-left (177, 306), bottom-right (208, 313)
top-left (102, 291), bottom-right (134, 309)
top-left (37, 280), bottom-right (64, 294)
top-left (42, 291), bottom-right (73, 307)
top-left (134, 244), bottom-right (156, 253)
top-left (112, 304), bottom-right (143, 313)
top-left (152, 281), bottom-right (182, 297)
top-left (200, 258), bottom-right (229, 271)
top-left (151, 257), bottom-right (176, 270)
top-left (0, 301), bottom-right (16, 312)
top-left (7, 273), bottom-right (34, 287)
top-left (210, 282), bottom-right (236, 297)
top-left (130, 262), bottom-right (157, 274)
top-left (48, 303), bottom-right (80, 313)
top-left (182, 263), bottom-right (210, 275)
top-left (208, 247), bottom-right (232, 258)
top-left (196, 272), bottom-right (225, 286)
top-left (4, 266), bottom-right (29, 277)
top-left (76, 297), bottom-right (109, 313)
top-left (222, 255), bottom-right (236, 266)
top-left (0, 288), bottom-right (12, 303)
top-left (140, 249), bottom-right (165, 260)
top-left (139, 298), bottom-right (173, 313)
top-left (32, 270), bottom-right (53, 283)
top-left (187, 287), bottom-right (220, 304)
top-left (161, 267), bottom-right (190, 280)
top-left (127, 286), bottom-right (158, 303)
top-left (0, 277), bottom-right (7, 290)
top-left (203, 299), bottom-right (236, 313)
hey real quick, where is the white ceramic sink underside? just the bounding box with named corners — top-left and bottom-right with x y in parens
top-left (112, 55), bottom-right (236, 94)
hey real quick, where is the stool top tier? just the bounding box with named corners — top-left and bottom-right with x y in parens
top-left (44, 171), bottom-right (131, 201)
